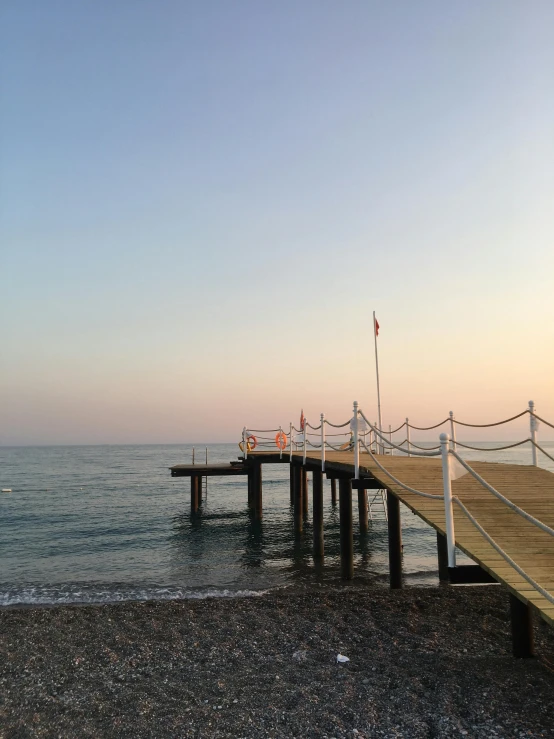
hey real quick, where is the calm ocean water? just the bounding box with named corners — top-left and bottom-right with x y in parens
top-left (1, 442), bottom-right (552, 606)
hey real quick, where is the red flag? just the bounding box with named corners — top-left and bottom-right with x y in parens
top-left (300, 409), bottom-right (305, 431)
top-left (375, 318), bottom-right (380, 337)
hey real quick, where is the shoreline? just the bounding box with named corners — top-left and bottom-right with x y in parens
top-left (1, 584), bottom-right (554, 737)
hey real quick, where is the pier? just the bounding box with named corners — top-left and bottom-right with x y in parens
top-left (170, 401), bottom-right (554, 658)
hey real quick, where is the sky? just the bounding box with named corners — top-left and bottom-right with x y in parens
top-left (1, 0), bottom-right (553, 445)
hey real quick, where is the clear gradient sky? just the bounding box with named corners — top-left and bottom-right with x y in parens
top-left (1, 1), bottom-right (553, 445)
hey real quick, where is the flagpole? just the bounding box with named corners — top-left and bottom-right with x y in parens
top-left (373, 311), bottom-right (383, 453)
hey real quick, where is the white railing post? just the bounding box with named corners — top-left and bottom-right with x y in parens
top-left (389, 424), bottom-right (393, 456)
top-left (529, 400), bottom-right (538, 466)
top-left (289, 422), bottom-right (294, 463)
top-left (303, 419), bottom-right (307, 465)
top-left (449, 411), bottom-right (457, 452)
top-left (242, 427), bottom-right (248, 460)
top-left (321, 413), bottom-right (325, 472)
top-left (353, 401), bottom-right (359, 479)
top-left (279, 425), bottom-right (283, 460)
top-left (406, 419), bottom-right (411, 457)
top-left (440, 433), bottom-right (456, 568)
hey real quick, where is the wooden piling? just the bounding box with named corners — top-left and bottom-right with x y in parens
top-left (331, 478), bottom-right (337, 506)
top-left (386, 490), bottom-right (402, 588)
top-left (289, 465), bottom-right (294, 506)
top-left (358, 489), bottom-right (369, 534)
top-left (293, 464), bottom-right (303, 536)
top-left (247, 466), bottom-right (254, 509)
top-left (191, 475), bottom-right (200, 514)
top-left (436, 531), bottom-right (449, 582)
top-left (253, 462), bottom-right (263, 520)
top-left (339, 478), bottom-right (354, 580)
top-left (302, 467), bottom-right (308, 517)
top-left (312, 469), bottom-right (324, 558)
top-left (510, 594), bottom-right (534, 658)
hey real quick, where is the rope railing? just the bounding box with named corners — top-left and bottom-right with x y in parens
top-left (359, 439), bottom-right (443, 499)
top-left (452, 439), bottom-right (532, 452)
top-left (359, 410), bottom-right (442, 457)
top-left (243, 402), bottom-right (552, 459)
top-left (407, 418), bottom-right (449, 431)
top-left (449, 450), bottom-right (554, 539)
top-left (245, 427), bottom-right (283, 433)
top-left (451, 410), bottom-right (529, 428)
top-left (389, 421), bottom-right (407, 434)
top-left (408, 440), bottom-right (441, 451)
top-left (531, 440), bottom-right (554, 464)
top-left (324, 420), bottom-right (351, 429)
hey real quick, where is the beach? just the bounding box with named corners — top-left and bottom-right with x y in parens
top-left (1, 584), bottom-right (554, 738)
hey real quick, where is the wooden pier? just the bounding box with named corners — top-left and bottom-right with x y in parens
top-left (170, 445), bottom-right (554, 658)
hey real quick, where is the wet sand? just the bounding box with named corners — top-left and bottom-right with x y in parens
top-left (1, 584), bottom-right (554, 738)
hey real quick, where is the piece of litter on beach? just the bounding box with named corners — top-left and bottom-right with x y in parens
top-left (336, 654), bottom-right (350, 663)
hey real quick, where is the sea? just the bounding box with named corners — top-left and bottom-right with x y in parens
top-left (1, 442), bottom-right (553, 607)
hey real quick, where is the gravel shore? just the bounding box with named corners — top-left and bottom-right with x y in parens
top-left (1, 584), bottom-right (554, 738)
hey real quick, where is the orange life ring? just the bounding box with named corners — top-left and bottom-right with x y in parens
top-left (275, 431), bottom-right (287, 450)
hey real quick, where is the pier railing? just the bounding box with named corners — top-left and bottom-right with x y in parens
top-left (241, 400), bottom-right (554, 605)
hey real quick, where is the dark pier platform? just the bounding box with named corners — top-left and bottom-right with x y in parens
top-left (170, 463), bottom-right (248, 477)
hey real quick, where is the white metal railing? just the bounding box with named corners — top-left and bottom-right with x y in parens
top-left (240, 400), bottom-right (554, 606)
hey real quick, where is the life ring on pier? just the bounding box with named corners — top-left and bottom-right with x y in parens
top-left (239, 435), bottom-right (257, 452)
top-left (275, 431), bottom-right (287, 450)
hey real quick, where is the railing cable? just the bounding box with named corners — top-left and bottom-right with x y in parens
top-left (453, 439), bottom-right (532, 452)
top-left (449, 451), bottom-right (554, 539)
top-left (452, 410), bottom-right (529, 428)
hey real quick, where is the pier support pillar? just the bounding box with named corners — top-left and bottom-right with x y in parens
top-left (247, 467), bottom-right (254, 509)
top-left (302, 467), bottom-right (309, 518)
top-left (312, 469), bottom-right (324, 558)
top-left (191, 475), bottom-right (200, 514)
top-left (339, 478), bottom-right (354, 580)
top-left (358, 489), bottom-right (369, 534)
top-left (510, 594), bottom-right (534, 658)
top-left (293, 464), bottom-right (303, 536)
top-left (253, 462), bottom-right (263, 520)
top-left (387, 490), bottom-right (402, 589)
top-left (289, 465), bottom-right (294, 506)
top-left (331, 478), bottom-right (337, 506)
top-left (437, 531), bottom-right (449, 582)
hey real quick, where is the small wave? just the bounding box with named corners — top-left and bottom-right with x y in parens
top-left (0, 583), bottom-right (269, 607)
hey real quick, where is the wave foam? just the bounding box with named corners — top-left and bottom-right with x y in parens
top-left (0, 584), bottom-right (269, 607)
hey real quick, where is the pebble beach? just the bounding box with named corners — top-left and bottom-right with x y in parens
top-left (1, 584), bottom-right (554, 738)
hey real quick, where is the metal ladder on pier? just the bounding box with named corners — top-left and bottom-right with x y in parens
top-left (367, 489), bottom-right (388, 522)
